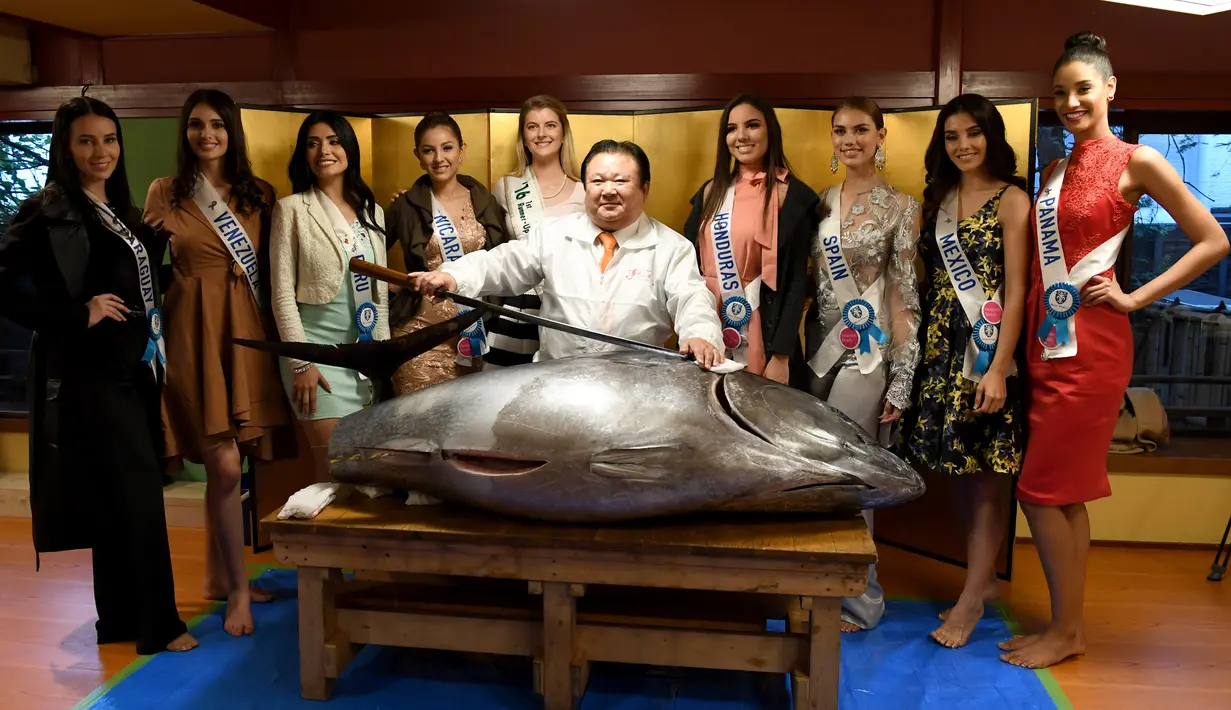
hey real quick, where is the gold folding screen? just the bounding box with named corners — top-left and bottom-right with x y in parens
top-left (239, 99), bottom-right (1037, 240)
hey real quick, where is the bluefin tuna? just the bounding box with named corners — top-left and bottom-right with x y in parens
top-left (239, 316), bottom-right (924, 523)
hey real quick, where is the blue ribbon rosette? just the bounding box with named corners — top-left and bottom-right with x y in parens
top-left (842, 298), bottom-right (888, 355)
top-left (458, 316), bottom-right (487, 357)
top-left (355, 301), bottom-right (377, 342)
top-left (972, 318), bottom-right (998, 375)
top-left (1037, 282), bottom-right (1080, 345)
top-left (143, 307), bottom-right (165, 366)
top-left (721, 295), bottom-right (751, 329)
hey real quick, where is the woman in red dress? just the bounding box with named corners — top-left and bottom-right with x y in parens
top-left (1004, 32), bottom-right (1229, 669)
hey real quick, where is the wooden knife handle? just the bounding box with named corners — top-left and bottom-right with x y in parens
top-left (349, 258), bottom-right (412, 287)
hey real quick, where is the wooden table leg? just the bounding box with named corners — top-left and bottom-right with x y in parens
top-left (298, 566), bottom-right (339, 700)
top-left (541, 582), bottom-right (578, 710)
top-left (800, 596), bottom-right (841, 710)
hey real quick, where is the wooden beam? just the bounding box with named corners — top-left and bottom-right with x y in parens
top-left (191, 1), bottom-right (290, 30)
top-left (964, 70), bottom-right (1231, 109)
top-left (0, 72), bottom-right (935, 119)
top-left (933, 0), bottom-right (962, 103)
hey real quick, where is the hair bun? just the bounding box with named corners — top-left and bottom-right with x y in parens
top-left (1065, 31), bottom-right (1107, 53)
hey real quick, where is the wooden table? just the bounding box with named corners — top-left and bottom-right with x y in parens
top-left (264, 496), bottom-right (875, 710)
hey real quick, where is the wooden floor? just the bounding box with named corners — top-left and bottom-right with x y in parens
top-left (0, 516), bottom-right (1228, 710)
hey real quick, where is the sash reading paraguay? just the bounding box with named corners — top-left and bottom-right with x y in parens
top-left (1033, 156), bottom-right (1129, 360)
top-left (85, 191), bottom-right (164, 376)
top-left (935, 191), bottom-right (1010, 382)
top-left (506, 170), bottom-right (544, 238)
top-left (431, 193), bottom-right (488, 362)
top-left (708, 181), bottom-right (760, 360)
top-left (807, 186), bottom-right (888, 378)
top-left (191, 173), bottom-right (261, 303)
top-left (313, 188), bottom-right (377, 343)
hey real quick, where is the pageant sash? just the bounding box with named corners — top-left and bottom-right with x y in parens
top-left (935, 191), bottom-right (1016, 382)
top-left (191, 173), bottom-right (261, 303)
top-left (707, 181), bottom-right (762, 363)
top-left (312, 188), bottom-right (377, 344)
top-left (431, 192), bottom-right (489, 365)
top-left (85, 191), bottom-right (164, 377)
top-left (505, 170), bottom-right (545, 238)
top-left (808, 186), bottom-right (887, 379)
top-left (1034, 157), bottom-right (1129, 360)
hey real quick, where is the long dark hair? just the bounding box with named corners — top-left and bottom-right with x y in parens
top-left (48, 95), bottom-right (137, 230)
top-left (921, 93), bottom-right (1029, 234)
top-left (170, 89), bottom-right (268, 217)
top-left (700, 93), bottom-right (794, 227)
top-left (288, 110), bottom-right (384, 237)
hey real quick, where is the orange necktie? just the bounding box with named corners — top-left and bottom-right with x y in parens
top-left (598, 231), bottom-right (617, 273)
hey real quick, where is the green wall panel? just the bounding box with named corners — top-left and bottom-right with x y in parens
top-left (122, 117), bottom-right (179, 208)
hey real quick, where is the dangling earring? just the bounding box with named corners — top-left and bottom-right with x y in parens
top-left (830, 153), bottom-right (839, 174)
top-left (874, 144), bottom-right (886, 172)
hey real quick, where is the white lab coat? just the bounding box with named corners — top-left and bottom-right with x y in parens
top-left (440, 211), bottom-right (723, 361)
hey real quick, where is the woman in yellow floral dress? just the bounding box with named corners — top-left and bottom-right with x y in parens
top-left (895, 94), bottom-right (1031, 649)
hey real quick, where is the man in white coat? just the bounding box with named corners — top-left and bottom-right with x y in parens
top-left (408, 139), bottom-right (726, 369)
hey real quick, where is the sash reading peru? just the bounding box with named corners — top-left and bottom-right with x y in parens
top-left (431, 193), bottom-right (489, 364)
top-left (808, 186), bottom-right (888, 379)
top-left (935, 191), bottom-right (1016, 382)
top-left (707, 181), bottom-right (761, 363)
top-left (313, 188), bottom-right (378, 343)
top-left (191, 173), bottom-right (261, 303)
top-left (86, 191), bottom-right (165, 377)
top-left (505, 170), bottom-right (545, 238)
top-left (1034, 156), bottom-right (1129, 360)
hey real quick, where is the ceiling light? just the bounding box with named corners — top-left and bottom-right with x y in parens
top-left (1102, 1), bottom-right (1231, 14)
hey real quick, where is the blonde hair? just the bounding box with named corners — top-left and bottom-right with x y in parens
top-left (509, 94), bottom-right (580, 180)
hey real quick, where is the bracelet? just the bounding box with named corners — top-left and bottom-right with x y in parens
top-left (292, 364), bottom-right (314, 375)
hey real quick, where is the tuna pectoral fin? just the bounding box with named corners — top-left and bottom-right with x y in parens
top-left (234, 310), bottom-right (484, 402)
top-left (442, 451), bottom-right (546, 476)
top-left (589, 444), bottom-right (691, 482)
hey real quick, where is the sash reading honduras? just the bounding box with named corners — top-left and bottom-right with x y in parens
top-left (1033, 156), bottom-right (1129, 360)
top-left (707, 181), bottom-right (762, 362)
top-left (935, 190), bottom-right (1016, 382)
top-left (85, 191), bottom-right (164, 376)
top-left (808, 186), bottom-right (888, 379)
top-left (191, 173), bottom-right (261, 303)
top-left (312, 188), bottom-right (377, 343)
top-left (430, 192), bottom-right (489, 364)
top-left (505, 170), bottom-right (544, 238)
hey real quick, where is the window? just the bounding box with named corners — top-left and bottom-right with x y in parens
top-left (1128, 133), bottom-right (1231, 436)
top-left (0, 122), bottom-right (51, 415)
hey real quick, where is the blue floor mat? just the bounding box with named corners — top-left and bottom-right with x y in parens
top-left (84, 569), bottom-right (1060, 710)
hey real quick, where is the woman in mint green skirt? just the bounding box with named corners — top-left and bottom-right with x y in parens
top-left (270, 111), bottom-right (390, 480)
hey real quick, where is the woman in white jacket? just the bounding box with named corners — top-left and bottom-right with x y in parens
top-left (270, 111), bottom-right (390, 481)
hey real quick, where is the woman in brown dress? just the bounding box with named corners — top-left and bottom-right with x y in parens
top-left (143, 89), bottom-right (293, 637)
top-left (385, 111), bottom-right (507, 394)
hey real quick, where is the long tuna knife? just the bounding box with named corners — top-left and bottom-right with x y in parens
top-left (349, 258), bottom-right (690, 360)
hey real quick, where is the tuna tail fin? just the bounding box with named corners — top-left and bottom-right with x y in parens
top-left (234, 309), bottom-right (484, 403)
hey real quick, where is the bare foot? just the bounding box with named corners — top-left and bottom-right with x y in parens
top-left (1000, 629), bottom-right (1085, 668)
top-left (930, 600), bottom-right (984, 649)
top-left (840, 622), bottom-right (863, 633)
top-left (998, 633), bottom-right (1042, 652)
top-left (208, 584), bottom-right (273, 604)
top-left (223, 590), bottom-right (255, 636)
top-left (166, 632), bottom-right (198, 652)
top-left (939, 578), bottom-right (1000, 621)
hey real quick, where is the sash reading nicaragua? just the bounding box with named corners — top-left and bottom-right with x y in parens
top-left (807, 186), bottom-right (888, 379)
top-left (430, 192), bottom-right (488, 363)
top-left (191, 173), bottom-right (261, 302)
top-left (312, 188), bottom-right (377, 343)
top-left (934, 190), bottom-right (1015, 382)
top-left (1033, 155), bottom-right (1129, 360)
top-left (85, 191), bottom-right (165, 376)
top-left (505, 169), bottom-right (544, 238)
top-left (707, 181), bottom-right (761, 362)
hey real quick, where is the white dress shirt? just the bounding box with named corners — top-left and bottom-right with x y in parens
top-left (440, 211), bottom-right (722, 361)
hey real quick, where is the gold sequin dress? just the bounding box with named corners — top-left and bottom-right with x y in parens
top-left (391, 195), bottom-right (490, 395)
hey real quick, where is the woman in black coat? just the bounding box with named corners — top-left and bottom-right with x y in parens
top-left (0, 96), bottom-right (196, 655)
top-left (683, 93), bottom-right (819, 386)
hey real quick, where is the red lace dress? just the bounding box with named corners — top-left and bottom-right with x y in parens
top-left (1019, 135), bottom-right (1141, 506)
